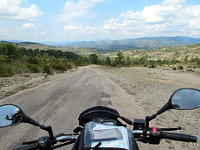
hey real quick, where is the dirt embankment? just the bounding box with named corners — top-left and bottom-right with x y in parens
top-left (97, 66), bottom-right (200, 150)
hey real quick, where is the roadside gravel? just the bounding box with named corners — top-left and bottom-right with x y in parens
top-left (97, 66), bottom-right (200, 150)
top-left (0, 69), bottom-right (77, 100)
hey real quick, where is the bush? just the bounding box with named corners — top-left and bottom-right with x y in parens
top-left (173, 67), bottom-right (177, 70)
top-left (27, 57), bottom-right (39, 64)
top-left (149, 64), bottom-right (156, 68)
top-left (0, 65), bottom-right (14, 77)
top-left (43, 65), bottom-right (52, 75)
top-left (186, 69), bottom-right (194, 72)
top-left (178, 65), bottom-right (184, 70)
top-left (52, 63), bottom-right (65, 71)
top-left (27, 64), bottom-right (40, 73)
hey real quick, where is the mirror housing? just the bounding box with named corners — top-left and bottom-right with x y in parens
top-left (171, 88), bottom-right (200, 110)
top-left (146, 88), bottom-right (200, 129)
top-left (0, 104), bottom-right (55, 141)
top-left (0, 104), bottom-right (23, 128)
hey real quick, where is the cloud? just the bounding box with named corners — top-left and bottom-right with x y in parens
top-left (62, 0), bottom-right (200, 40)
top-left (101, 0), bottom-right (200, 38)
top-left (21, 23), bottom-right (35, 30)
top-left (0, 0), bottom-right (43, 20)
top-left (161, 0), bottom-right (186, 6)
top-left (56, 0), bottom-right (105, 22)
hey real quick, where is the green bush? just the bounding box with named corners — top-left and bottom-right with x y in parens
top-left (27, 57), bottom-right (39, 64)
top-left (173, 67), bottom-right (177, 70)
top-left (149, 64), bottom-right (156, 68)
top-left (27, 64), bottom-right (40, 73)
top-left (52, 62), bottom-right (66, 71)
top-left (0, 65), bottom-right (14, 77)
top-left (178, 65), bottom-right (184, 70)
top-left (186, 69), bottom-right (194, 72)
top-left (43, 65), bottom-right (52, 74)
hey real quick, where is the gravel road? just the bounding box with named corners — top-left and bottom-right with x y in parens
top-left (0, 66), bottom-right (199, 150)
top-left (0, 66), bottom-right (144, 150)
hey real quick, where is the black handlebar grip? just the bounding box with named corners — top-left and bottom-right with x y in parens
top-left (161, 132), bottom-right (197, 143)
top-left (12, 143), bottom-right (39, 150)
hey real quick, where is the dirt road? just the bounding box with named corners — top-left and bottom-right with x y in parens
top-left (0, 66), bottom-right (199, 150)
top-left (0, 66), bottom-right (143, 150)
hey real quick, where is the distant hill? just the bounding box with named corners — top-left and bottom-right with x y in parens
top-left (104, 44), bottom-right (200, 61)
top-left (0, 40), bottom-right (98, 55)
top-left (1, 36), bottom-right (200, 54)
top-left (63, 36), bottom-right (200, 51)
top-left (18, 41), bottom-right (54, 50)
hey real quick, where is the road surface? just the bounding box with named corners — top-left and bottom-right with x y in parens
top-left (0, 66), bottom-right (142, 150)
top-left (1, 66), bottom-right (198, 150)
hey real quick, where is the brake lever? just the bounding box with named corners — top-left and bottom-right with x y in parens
top-left (161, 126), bottom-right (182, 131)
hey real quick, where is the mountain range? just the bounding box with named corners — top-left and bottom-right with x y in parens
top-left (1, 36), bottom-right (200, 52)
top-left (62, 36), bottom-right (200, 51)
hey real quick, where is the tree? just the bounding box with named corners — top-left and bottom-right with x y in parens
top-left (105, 56), bottom-right (111, 65)
top-left (125, 56), bottom-right (131, 66)
top-left (114, 51), bottom-right (125, 66)
top-left (0, 43), bottom-right (19, 58)
top-left (89, 53), bottom-right (98, 64)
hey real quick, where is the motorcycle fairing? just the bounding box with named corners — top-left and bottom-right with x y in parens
top-left (78, 106), bottom-right (121, 126)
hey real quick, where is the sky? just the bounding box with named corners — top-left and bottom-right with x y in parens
top-left (0, 0), bottom-right (200, 42)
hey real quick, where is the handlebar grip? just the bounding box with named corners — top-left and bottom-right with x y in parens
top-left (13, 143), bottom-right (39, 150)
top-left (161, 132), bottom-right (197, 143)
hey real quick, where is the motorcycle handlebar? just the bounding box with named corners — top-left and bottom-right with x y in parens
top-left (56, 135), bottom-right (77, 142)
top-left (133, 129), bottom-right (197, 143)
top-left (160, 132), bottom-right (197, 143)
top-left (13, 143), bottom-right (39, 150)
top-left (13, 135), bottom-right (77, 150)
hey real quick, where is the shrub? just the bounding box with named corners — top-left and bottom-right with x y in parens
top-left (186, 69), bottom-right (194, 72)
top-left (0, 65), bottom-right (14, 77)
top-left (173, 67), bottom-right (177, 70)
top-left (43, 65), bottom-right (52, 75)
top-left (27, 57), bottom-right (39, 64)
top-left (178, 65), bottom-right (184, 70)
top-left (27, 64), bottom-right (40, 73)
top-left (52, 63), bottom-right (66, 71)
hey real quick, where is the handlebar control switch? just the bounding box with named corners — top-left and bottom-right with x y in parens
top-left (133, 119), bottom-right (145, 130)
top-left (38, 136), bottom-right (52, 149)
top-left (149, 126), bottom-right (161, 144)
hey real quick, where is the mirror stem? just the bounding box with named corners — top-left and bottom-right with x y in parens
top-left (23, 115), bottom-right (41, 127)
top-left (23, 115), bottom-right (54, 142)
top-left (145, 114), bottom-right (156, 129)
top-left (146, 102), bottom-right (172, 129)
top-left (43, 126), bottom-right (54, 143)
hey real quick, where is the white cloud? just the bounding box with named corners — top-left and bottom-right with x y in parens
top-left (56, 0), bottom-right (105, 22)
top-left (100, 0), bottom-right (200, 38)
top-left (21, 23), bottom-right (35, 30)
top-left (64, 25), bottom-right (80, 31)
top-left (61, 0), bottom-right (200, 40)
top-left (161, 0), bottom-right (186, 6)
top-left (0, 0), bottom-right (43, 20)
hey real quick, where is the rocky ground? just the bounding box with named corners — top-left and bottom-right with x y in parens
top-left (0, 69), bottom-right (77, 100)
top-left (97, 66), bottom-right (200, 150)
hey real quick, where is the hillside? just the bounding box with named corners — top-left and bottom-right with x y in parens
top-left (62, 36), bottom-right (200, 51)
top-left (103, 44), bottom-right (200, 61)
top-left (19, 41), bottom-right (54, 50)
top-left (1, 36), bottom-right (200, 56)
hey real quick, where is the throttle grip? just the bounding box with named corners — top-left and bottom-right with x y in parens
top-left (161, 132), bottom-right (197, 143)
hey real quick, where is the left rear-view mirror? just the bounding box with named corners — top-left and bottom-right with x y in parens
top-left (0, 104), bottom-right (23, 128)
